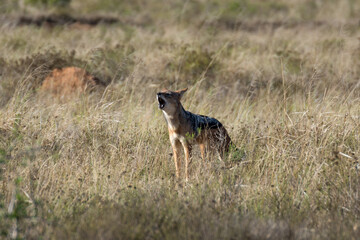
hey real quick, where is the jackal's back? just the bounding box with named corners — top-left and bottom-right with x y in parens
top-left (197, 114), bottom-right (223, 130)
top-left (184, 110), bottom-right (223, 132)
top-left (184, 111), bottom-right (231, 154)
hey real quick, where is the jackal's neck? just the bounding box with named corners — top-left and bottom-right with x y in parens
top-left (162, 104), bottom-right (186, 131)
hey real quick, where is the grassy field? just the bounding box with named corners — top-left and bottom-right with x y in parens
top-left (0, 0), bottom-right (360, 239)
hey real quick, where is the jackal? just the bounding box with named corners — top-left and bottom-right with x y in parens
top-left (157, 88), bottom-right (232, 180)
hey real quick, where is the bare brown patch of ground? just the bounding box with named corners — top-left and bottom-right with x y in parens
top-left (41, 67), bottom-right (99, 98)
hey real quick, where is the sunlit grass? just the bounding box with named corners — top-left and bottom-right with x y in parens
top-left (0, 0), bottom-right (360, 239)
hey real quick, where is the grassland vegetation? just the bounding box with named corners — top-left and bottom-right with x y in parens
top-left (0, 0), bottom-right (360, 239)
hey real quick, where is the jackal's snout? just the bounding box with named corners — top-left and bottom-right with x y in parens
top-left (157, 92), bottom-right (166, 109)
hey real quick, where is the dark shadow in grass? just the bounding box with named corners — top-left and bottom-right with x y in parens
top-left (16, 14), bottom-right (119, 28)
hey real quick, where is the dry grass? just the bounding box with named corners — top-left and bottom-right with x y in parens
top-left (0, 0), bottom-right (360, 239)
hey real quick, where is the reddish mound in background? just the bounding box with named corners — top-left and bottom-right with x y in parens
top-left (41, 67), bottom-right (97, 97)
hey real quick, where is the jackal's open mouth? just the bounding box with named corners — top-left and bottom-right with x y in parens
top-left (158, 96), bottom-right (166, 109)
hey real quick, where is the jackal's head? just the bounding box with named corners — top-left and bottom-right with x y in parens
top-left (157, 88), bottom-right (188, 114)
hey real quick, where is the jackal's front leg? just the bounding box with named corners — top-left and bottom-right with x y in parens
top-left (182, 142), bottom-right (192, 181)
top-left (171, 140), bottom-right (181, 178)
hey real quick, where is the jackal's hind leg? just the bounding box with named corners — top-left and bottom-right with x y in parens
top-left (199, 143), bottom-right (206, 160)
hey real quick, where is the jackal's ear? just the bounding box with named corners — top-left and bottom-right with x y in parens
top-left (176, 88), bottom-right (188, 98)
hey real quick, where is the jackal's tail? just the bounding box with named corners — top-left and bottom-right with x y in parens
top-left (221, 128), bottom-right (246, 161)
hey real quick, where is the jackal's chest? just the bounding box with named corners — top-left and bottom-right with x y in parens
top-left (162, 110), bottom-right (196, 143)
top-left (169, 131), bottom-right (185, 143)
top-left (168, 127), bottom-right (199, 145)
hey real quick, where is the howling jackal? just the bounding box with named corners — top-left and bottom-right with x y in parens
top-left (157, 88), bottom-right (232, 180)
